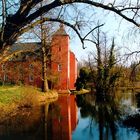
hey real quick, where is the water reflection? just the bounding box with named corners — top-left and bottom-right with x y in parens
top-left (0, 106), bottom-right (47, 140)
top-left (0, 92), bottom-right (140, 140)
top-left (72, 92), bottom-right (139, 140)
top-left (0, 94), bottom-right (77, 140)
top-left (47, 94), bottom-right (77, 140)
top-left (123, 92), bottom-right (140, 133)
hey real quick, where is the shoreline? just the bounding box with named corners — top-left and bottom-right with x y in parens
top-left (0, 86), bottom-right (58, 123)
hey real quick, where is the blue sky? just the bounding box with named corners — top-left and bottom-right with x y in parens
top-left (67, 5), bottom-right (140, 62)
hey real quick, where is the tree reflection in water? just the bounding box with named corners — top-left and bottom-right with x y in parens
top-left (76, 93), bottom-right (123, 140)
top-left (123, 92), bottom-right (140, 133)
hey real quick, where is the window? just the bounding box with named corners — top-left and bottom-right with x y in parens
top-left (59, 46), bottom-right (61, 51)
top-left (29, 64), bottom-right (34, 70)
top-left (58, 64), bottom-right (62, 71)
top-left (2, 64), bottom-right (5, 71)
top-left (29, 75), bottom-right (34, 82)
top-left (4, 74), bottom-right (8, 81)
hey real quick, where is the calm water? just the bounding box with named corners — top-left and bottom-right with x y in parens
top-left (72, 92), bottom-right (140, 140)
top-left (0, 92), bottom-right (140, 140)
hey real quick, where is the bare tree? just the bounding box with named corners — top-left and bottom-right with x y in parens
top-left (85, 25), bottom-right (123, 95)
top-left (0, 0), bottom-right (139, 60)
top-left (41, 25), bottom-right (49, 92)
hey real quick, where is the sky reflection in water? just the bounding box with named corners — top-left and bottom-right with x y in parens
top-left (72, 92), bottom-right (140, 140)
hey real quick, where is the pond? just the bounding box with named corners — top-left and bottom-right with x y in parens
top-left (0, 91), bottom-right (140, 140)
top-left (72, 92), bottom-right (140, 140)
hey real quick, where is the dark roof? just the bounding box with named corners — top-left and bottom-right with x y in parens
top-left (7, 42), bottom-right (41, 61)
top-left (53, 24), bottom-right (68, 36)
top-left (10, 42), bottom-right (41, 53)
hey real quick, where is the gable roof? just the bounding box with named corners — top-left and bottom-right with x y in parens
top-left (10, 42), bottom-right (41, 53)
top-left (6, 42), bottom-right (41, 61)
top-left (53, 24), bottom-right (68, 36)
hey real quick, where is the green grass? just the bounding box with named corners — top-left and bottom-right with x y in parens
top-left (0, 86), bottom-right (58, 106)
top-left (0, 86), bottom-right (43, 106)
top-left (72, 89), bottom-right (90, 95)
top-left (0, 86), bottom-right (23, 105)
top-left (0, 86), bottom-right (58, 122)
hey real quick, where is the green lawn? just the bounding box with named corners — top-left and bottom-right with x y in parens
top-left (0, 86), bottom-right (58, 106)
top-left (0, 86), bottom-right (44, 106)
top-left (0, 86), bottom-right (23, 105)
top-left (0, 86), bottom-right (58, 122)
top-left (72, 89), bottom-right (90, 95)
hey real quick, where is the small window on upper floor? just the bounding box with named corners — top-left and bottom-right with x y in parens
top-left (59, 46), bottom-right (61, 51)
top-left (58, 64), bottom-right (62, 71)
top-left (29, 64), bottom-right (34, 70)
top-left (2, 64), bottom-right (5, 71)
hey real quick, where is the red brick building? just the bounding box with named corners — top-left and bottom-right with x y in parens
top-left (51, 24), bottom-right (77, 90)
top-left (0, 43), bottom-right (43, 87)
top-left (0, 25), bottom-right (77, 91)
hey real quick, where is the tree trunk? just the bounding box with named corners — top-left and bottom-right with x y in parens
top-left (41, 45), bottom-right (49, 92)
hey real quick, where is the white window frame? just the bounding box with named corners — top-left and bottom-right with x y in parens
top-left (2, 64), bottom-right (5, 71)
top-left (29, 75), bottom-right (34, 82)
top-left (58, 64), bottom-right (62, 71)
top-left (29, 64), bottom-right (34, 69)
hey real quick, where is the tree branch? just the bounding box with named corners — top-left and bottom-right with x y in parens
top-left (20, 17), bottom-right (85, 48)
top-left (83, 24), bottom-right (105, 40)
top-left (1, 0), bottom-right (140, 52)
top-left (23, 0), bottom-right (140, 30)
top-left (1, 0), bottom-right (7, 41)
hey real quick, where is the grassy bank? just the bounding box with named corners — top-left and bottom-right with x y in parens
top-left (0, 86), bottom-right (58, 106)
top-left (72, 89), bottom-right (90, 95)
top-left (0, 86), bottom-right (58, 122)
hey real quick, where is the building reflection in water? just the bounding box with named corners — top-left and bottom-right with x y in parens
top-left (0, 94), bottom-right (77, 140)
top-left (46, 94), bottom-right (78, 140)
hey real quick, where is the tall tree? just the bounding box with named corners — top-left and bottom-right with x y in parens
top-left (41, 25), bottom-right (49, 92)
top-left (83, 25), bottom-right (123, 94)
